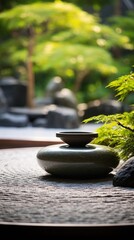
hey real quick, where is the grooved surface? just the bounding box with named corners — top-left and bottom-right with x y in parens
top-left (0, 147), bottom-right (134, 224)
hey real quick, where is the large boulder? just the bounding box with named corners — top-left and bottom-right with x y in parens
top-left (45, 76), bottom-right (64, 96)
top-left (46, 106), bottom-right (80, 129)
top-left (8, 105), bottom-right (80, 128)
top-left (54, 88), bottom-right (78, 109)
top-left (81, 99), bottom-right (131, 120)
top-left (35, 76), bottom-right (78, 110)
top-left (0, 112), bottom-right (29, 127)
top-left (0, 87), bottom-right (7, 113)
top-left (9, 107), bottom-right (47, 123)
top-left (0, 76), bottom-right (27, 107)
top-left (113, 156), bottom-right (134, 188)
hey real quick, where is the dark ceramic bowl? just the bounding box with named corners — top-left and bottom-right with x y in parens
top-left (56, 131), bottom-right (98, 147)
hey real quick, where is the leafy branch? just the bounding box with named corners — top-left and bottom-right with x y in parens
top-left (107, 72), bottom-right (134, 101)
top-left (117, 120), bottom-right (134, 132)
top-left (83, 72), bottom-right (134, 160)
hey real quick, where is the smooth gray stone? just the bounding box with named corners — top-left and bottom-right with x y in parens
top-left (0, 112), bottom-right (29, 127)
top-left (37, 143), bottom-right (119, 178)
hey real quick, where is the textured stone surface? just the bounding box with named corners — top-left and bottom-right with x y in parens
top-left (0, 87), bottom-right (7, 113)
top-left (82, 99), bottom-right (131, 121)
top-left (46, 106), bottom-right (80, 128)
top-left (0, 147), bottom-right (134, 224)
top-left (0, 77), bottom-right (27, 107)
top-left (113, 156), bottom-right (134, 188)
top-left (0, 112), bottom-right (29, 127)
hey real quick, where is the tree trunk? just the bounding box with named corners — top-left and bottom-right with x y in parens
top-left (114, 0), bottom-right (122, 16)
top-left (112, 0), bottom-right (122, 58)
top-left (73, 69), bottom-right (89, 92)
top-left (26, 29), bottom-right (35, 108)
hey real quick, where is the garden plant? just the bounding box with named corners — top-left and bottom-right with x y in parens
top-left (83, 71), bottom-right (134, 161)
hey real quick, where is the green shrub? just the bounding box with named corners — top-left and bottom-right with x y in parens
top-left (83, 72), bottom-right (134, 160)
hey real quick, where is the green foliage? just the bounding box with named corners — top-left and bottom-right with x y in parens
top-left (109, 11), bottom-right (134, 46)
top-left (83, 72), bottom-right (134, 160)
top-left (107, 72), bottom-right (134, 102)
top-left (0, 2), bottom-right (130, 79)
top-left (0, 0), bottom-right (112, 12)
top-left (109, 10), bottom-right (134, 68)
top-left (34, 43), bottom-right (117, 74)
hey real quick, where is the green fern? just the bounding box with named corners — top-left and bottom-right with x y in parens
top-left (107, 72), bottom-right (134, 101)
top-left (83, 72), bottom-right (134, 160)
